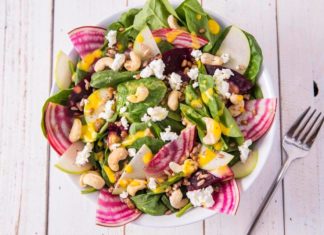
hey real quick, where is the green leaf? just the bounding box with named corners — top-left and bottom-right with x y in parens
top-left (116, 77), bottom-right (167, 122)
top-left (90, 70), bottom-right (138, 88)
top-left (251, 83), bottom-right (264, 99)
top-left (244, 32), bottom-right (263, 83)
top-left (161, 194), bottom-right (177, 212)
top-left (210, 26), bottom-right (232, 54)
top-left (41, 89), bottom-right (72, 137)
top-left (219, 107), bottom-right (243, 138)
top-left (198, 74), bottom-right (219, 120)
top-left (129, 137), bottom-right (164, 154)
top-left (185, 85), bottom-right (209, 116)
top-left (176, 0), bottom-right (222, 52)
top-left (131, 194), bottom-right (168, 216)
top-left (157, 40), bottom-right (174, 53)
top-left (156, 117), bottom-right (185, 134)
top-left (133, 0), bottom-right (182, 31)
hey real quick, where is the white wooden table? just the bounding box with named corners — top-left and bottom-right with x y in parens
top-left (1, 0), bottom-right (323, 234)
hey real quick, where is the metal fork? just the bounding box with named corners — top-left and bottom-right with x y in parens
top-left (247, 107), bottom-right (324, 235)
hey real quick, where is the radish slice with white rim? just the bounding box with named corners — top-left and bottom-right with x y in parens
top-left (236, 98), bottom-right (277, 141)
top-left (209, 179), bottom-right (240, 215)
top-left (96, 188), bottom-right (141, 227)
top-left (45, 102), bottom-right (73, 155)
top-left (68, 26), bottom-right (106, 58)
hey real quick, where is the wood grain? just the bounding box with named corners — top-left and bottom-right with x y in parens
top-left (0, 0), bottom-right (53, 234)
top-left (277, 0), bottom-right (324, 234)
top-left (202, 0), bottom-right (284, 234)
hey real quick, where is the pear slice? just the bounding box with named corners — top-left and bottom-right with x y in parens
top-left (134, 26), bottom-right (160, 61)
top-left (55, 141), bottom-right (92, 175)
top-left (216, 26), bottom-right (250, 74)
top-left (232, 151), bottom-right (258, 179)
top-left (54, 50), bottom-right (74, 90)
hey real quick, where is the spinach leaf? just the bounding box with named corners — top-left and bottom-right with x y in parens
top-left (210, 26), bottom-right (232, 54)
top-left (156, 117), bottom-right (185, 134)
top-left (129, 122), bottom-right (149, 135)
top-left (176, 0), bottom-right (221, 52)
top-left (129, 137), bottom-right (164, 154)
top-left (157, 40), bottom-right (174, 53)
top-left (41, 89), bottom-right (72, 137)
top-left (108, 8), bottom-right (141, 52)
top-left (219, 107), bottom-right (243, 138)
top-left (74, 67), bottom-right (89, 84)
top-left (90, 70), bottom-right (138, 88)
top-left (198, 74), bottom-right (219, 120)
top-left (117, 77), bottom-right (167, 122)
top-left (131, 194), bottom-right (168, 216)
top-left (251, 83), bottom-right (263, 99)
top-left (244, 32), bottom-right (263, 84)
top-left (185, 85), bottom-right (209, 116)
top-left (133, 0), bottom-right (182, 31)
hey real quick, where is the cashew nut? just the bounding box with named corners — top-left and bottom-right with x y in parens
top-left (127, 85), bottom-right (149, 103)
top-left (228, 100), bottom-right (245, 117)
top-left (124, 51), bottom-right (141, 71)
top-left (167, 90), bottom-right (181, 111)
top-left (107, 132), bottom-right (122, 151)
top-left (201, 53), bottom-right (223, 66)
top-left (126, 179), bottom-right (147, 196)
top-left (69, 118), bottom-right (82, 142)
top-left (167, 15), bottom-right (181, 29)
top-left (79, 171), bottom-right (105, 190)
top-left (202, 117), bottom-right (221, 145)
top-left (169, 189), bottom-right (189, 209)
top-left (94, 57), bottom-right (114, 72)
top-left (107, 147), bottom-right (129, 171)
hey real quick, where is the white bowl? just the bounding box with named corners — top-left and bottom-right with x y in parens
top-left (51, 7), bottom-right (277, 228)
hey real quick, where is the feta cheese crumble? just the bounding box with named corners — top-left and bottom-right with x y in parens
top-left (147, 178), bottom-right (157, 190)
top-left (146, 106), bottom-right (168, 122)
top-left (106, 30), bottom-right (117, 48)
top-left (111, 53), bottom-right (126, 71)
top-left (187, 67), bottom-right (199, 81)
top-left (160, 126), bottom-right (178, 142)
top-left (168, 72), bottom-right (182, 90)
top-left (140, 66), bottom-right (154, 78)
top-left (75, 143), bottom-right (93, 166)
top-left (186, 186), bottom-right (215, 208)
top-left (238, 139), bottom-right (252, 163)
top-left (120, 116), bottom-right (129, 130)
top-left (192, 81), bottom-right (199, 88)
top-left (213, 68), bottom-right (234, 98)
top-left (148, 59), bottom-right (166, 80)
top-left (128, 148), bottom-right (137, 157)
top-left (220, 53), bottom-right (230, 64)
top-left (120, 191), bottom-right (129, 199)
top-left (119, 106), bottom-right (127, 114)
top-left (141, 113), bottom-right (151, 122)
top-left (99, 100), bottom-right (115, 120)
top-left (191, 49), bottom-right (202, 61)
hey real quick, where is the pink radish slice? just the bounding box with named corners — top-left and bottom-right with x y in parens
top-left (145, 126), bottom-right (196, 176)
top-left (45, 102), bottom-right (73, 155)
top-left (152, 28), bottom-right (208, 49)
top-left (96, 188), bottom-right (141, 227)
top-left (209, 179), bottom-right (240, 215)
top-left (68, 26), bottom-right (106, 58)
top-left (236, 98), bottom-right (277, 141)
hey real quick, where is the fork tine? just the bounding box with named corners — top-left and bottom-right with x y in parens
top-left (300, 112), bottom-right (321, 143)
top-left (305, 116), bottom-right (324, 148)
top-left (294, 109), bottom-right (316, 140)
top-left (286, 106), bottom-right (311, 138)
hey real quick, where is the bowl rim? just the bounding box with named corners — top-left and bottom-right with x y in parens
top-left (51, 6), bottom-right (278, 228)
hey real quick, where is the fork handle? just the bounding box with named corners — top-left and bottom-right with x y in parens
top-left (246, 156), bottom-right (293, 235)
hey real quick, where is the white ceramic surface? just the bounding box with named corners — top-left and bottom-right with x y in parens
top-left (51, 8), bottom-right (278, 228)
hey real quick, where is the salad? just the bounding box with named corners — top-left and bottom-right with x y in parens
top-left (42, 0), bottom-right (277, 227)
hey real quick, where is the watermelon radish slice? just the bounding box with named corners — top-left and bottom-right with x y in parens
top-left (68, 26), bottom-right (106, 58)
top-left (96, 188), bottom-right (141, 227)
top-left (145, 126), bottom-right (196, 176)
top-left (209, 179), bottom-right (240, 215)
top-left (236, 98), bottom-right (276, 141)
top-left (45, 102), bottom-right (73, 155)
top-left (152, 28), bottom-right (208, 49)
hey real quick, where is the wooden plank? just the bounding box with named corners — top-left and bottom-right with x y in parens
top-left (0, 0), bottom-right (53, 234)
top-left (202, 0), bottom-right (284, 234)
top-left (277, 0), bottom-right (324, 234)
top-left (47, 1), bottom-right (126, 235)
top-left (124, 1), bottom-right (204, 235)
